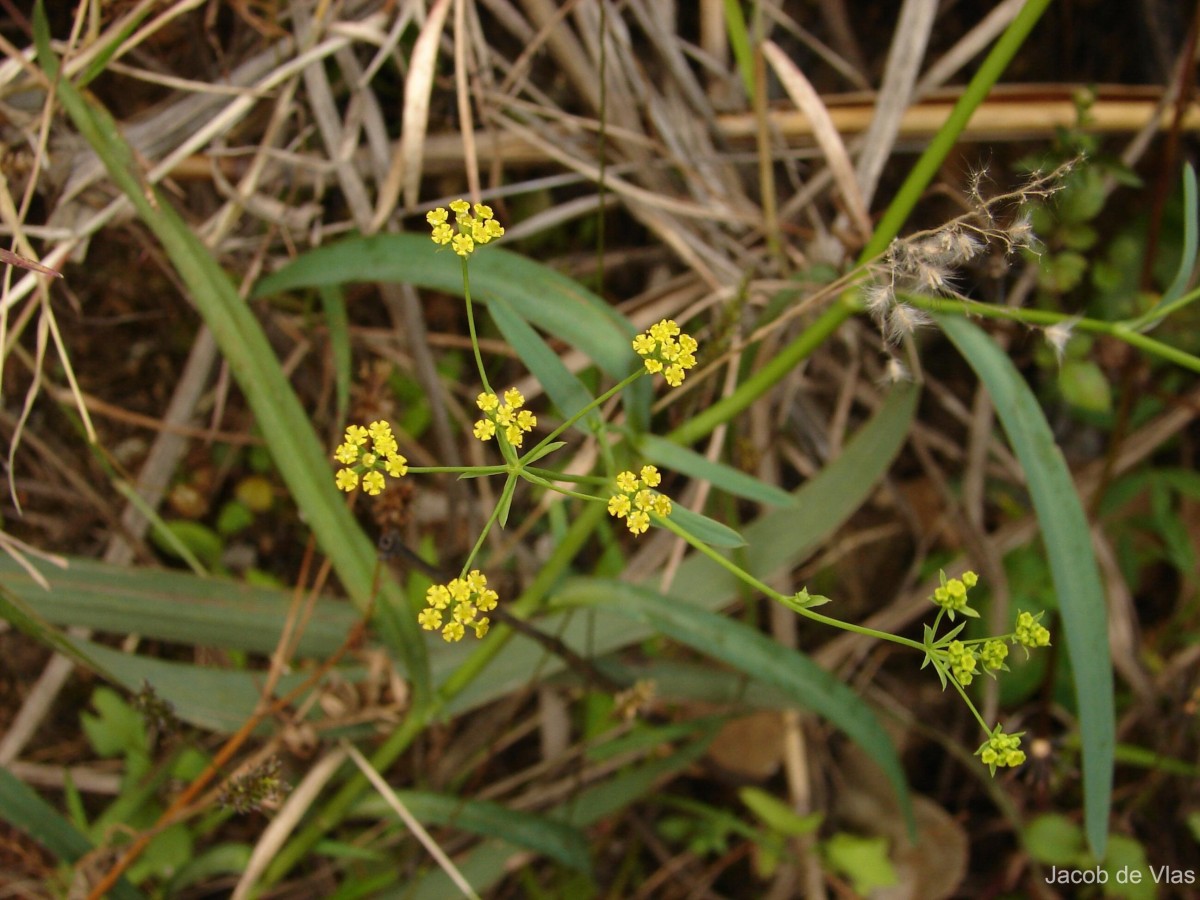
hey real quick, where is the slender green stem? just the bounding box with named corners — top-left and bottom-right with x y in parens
top-left (907, 295), bottom-right (1200, 374)
top-left (524, 467), bottom-right (609, 486)
top-left (460, 475), bottom-right (512, 574)
top-left (519, 470), bottom-right (601, 503)
top-left (461, 257), bottom-right (492, 395)
top-left (656, 515), bottom-right (926, 652)
top-left (407, 465), bottom-right (508, 476)
top-left (521, 370), bottom-right (642, 463)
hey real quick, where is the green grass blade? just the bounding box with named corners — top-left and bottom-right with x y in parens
top-left (34, 13), bottom-right (430, 704)
top-left (254, 234), bottom-right (634, 380)
top-left (1, 555), bottom-right (357, 656)
top-left (938, 315), bottom-right (1113, 859)
top-left (557, 579), bottom-right (912, 829)
top-left (0, 767), bottom-right (145, 900)
top-left (0, 581), bottom-right (121, 682)
top-left (1161, 163), bottom-right (1197, 306)
top-left (318, 284), bottom-right (352, 423)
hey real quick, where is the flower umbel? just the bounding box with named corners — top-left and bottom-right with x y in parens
top-left (633, 319), bottom-right (698, 387)
top-left (474, 388), bottom-right (536, 449)
top-left (976, 725), bottom-right (1027, 776)
top-left (426, 200), bottom-right (504, 257)
top-left (420, 569), bottom-right (498, 642)
top-left (931, 569), bottom-right (980, 620)
top-left (608, 466), bottom-right (672, 536)
top-left (334, 420), bottom-right (408, 494)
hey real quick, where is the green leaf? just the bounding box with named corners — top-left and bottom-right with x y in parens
top-left (664, 502), bottom-right (745, 547)
top-left (487, 294), bottom-right (601, 435)
top-left (556, 580), bottom-right (912, 832)
top-left (938, 314), bottom-right (1113, 859)
top-left (0, 580), bottom-right (122, 683)
top-left (823, 833), bottom-right (897, 894)
top-left (639, 434), bottom-right (794, 506)
top-left (1058, 359), bottom-right (1112, 413)
top-left (1023, 813), bottom-right (1087, 866)
top-left (254, 234), bottom-right (633, 381)
top-left (740, 787), bottom-right (822, 836)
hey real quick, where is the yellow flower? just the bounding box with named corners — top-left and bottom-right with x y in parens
top-left (474, 203), bottom-right (494, 219)
top-left (384, 454), bottom-right (408, 477)
top-left (344, 425), bottom-right (368, 446)
top-left (362, 472), bottom-right (385, 495)
top-left (452, 234), bottom-right (474, 257)
top-left (426, 207), bottom-right (448, 226)
top-left (608, 494), bottom-right (632, 517)
top-left (634, 489), bottom-right (653, 511)
top-left (334, 443), bottom-right (358, 464)
top-left (477, 589), bottom-right (498, 612)
top-left (449, 198), bottom-right (470, 216)
top-left (477, 392), bottom-right (499, 411)
top-left (418, 608), bottom-right (442, 630)
top-left (616, 471), bottom-right (639, 492)
top-left (652, 494), bottom-right (672, 516)
top-left (426, 585), bottom-right (451, 609)
top-left (335, 469), bottom-right (359, 492)
top-left (466, 570), bottom-right (487, 592)
top-left (474, 419), bottom-right (496, 441)
top-left (431, 223), bottom-right (453, 245)
top-left (627, 511), bottom-right (650, 535)
top-left (505, 424), bottom-right (524, 447)
top-left (448, 578), bottom-right (471, 603)
top-left (504, 388), bottom-right (524, 408)
top-left (632, 333), bottom-right (656, 355)
top-left (442, 621), bottom-right (466, 642)
top-left (473, 618), bottom-right (490, 638)
top-left (454, 603), bottom-right (477, 624)
top-left (643, 358), bottom-right (663, 374)
top-left (639, 466), bottom-right (661, 487)
top-left (664, 365), bottom-right (685, 387)
top-left (516, 409), bottom-right (536, 430)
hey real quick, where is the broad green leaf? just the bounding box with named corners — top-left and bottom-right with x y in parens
top-left (664, 502), bottom-right (746, 547)
top-left (253, 234), bottom-right (633, 381)
top-left (939, 314), bottom-right (1112, 859)
top-left (639, 433), bottom-right (794, 506)
top-left (2, 555), bottom-right (356, 657)
top-left (0, 581), bottom-right (121, 682)
top-left (487, 294), bottom-right (601, 434)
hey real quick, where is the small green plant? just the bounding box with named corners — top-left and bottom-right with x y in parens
top-left (330, 200), bottom-right (1052, 768)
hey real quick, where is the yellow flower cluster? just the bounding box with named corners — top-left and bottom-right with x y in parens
top-left (474, 388), bottom-right (536, 449)
top-left (607, 466), bottom-right (671, 536)
top-left (632, 319), bottom-right (698, 387)
top-left (418, 569), bottom-right (498, 642)
top-left (333, 421), bottom-right (408, 495)
top-left (976, 727), bottom-right (1026, 775)
top-left (426, 199), bottom-right (504, 257)
top-left (931, 570), bottom-right (979, 620)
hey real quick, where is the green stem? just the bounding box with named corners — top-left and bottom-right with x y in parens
top-left (520, 370), bottom-right (643, 463)
top-left (461, 257), bottom-right (492, 395)
top-left (460, 476), bottom-right (511, 574)
top-left (656, 514), bottom-right (926, 652)
top-left (519, 470), bottom-right (602, 503)
top-left (906, 295), bottom-right (1200, 375)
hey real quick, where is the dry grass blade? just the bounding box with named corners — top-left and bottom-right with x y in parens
top-left (854, 0), bottom-right (937, 205)
top-left (761, 40), bottom-right (871, 243)
top-left (400, 0), bottom-right (453, 210)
